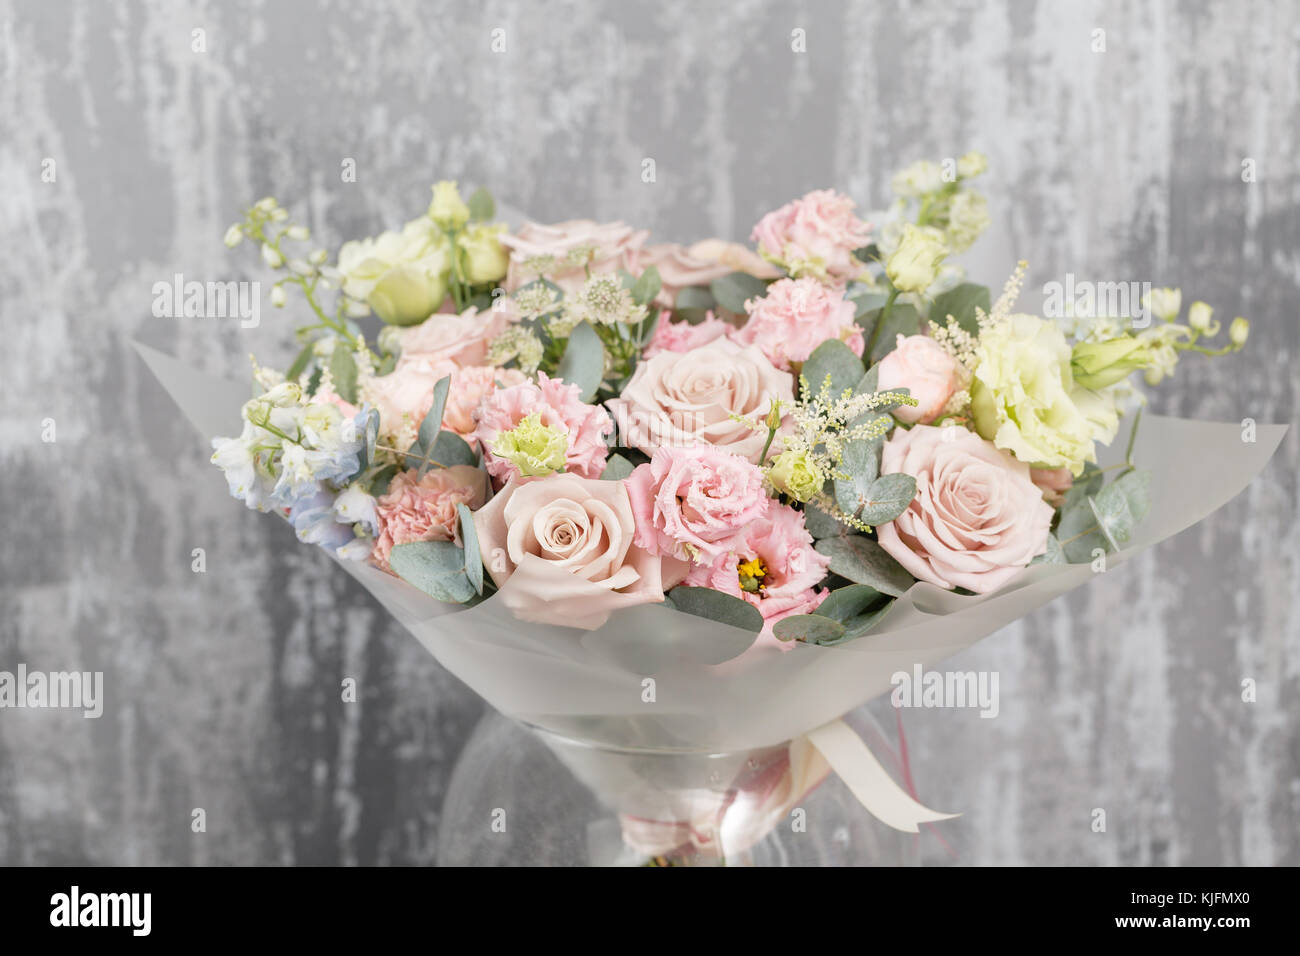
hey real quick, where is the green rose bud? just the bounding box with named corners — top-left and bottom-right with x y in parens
top-left (368, 265), bottom-right (447, 326)
top-left (490, 413), bottom-right (568, 477)
top-left (458, 223), bottom-right (510, 285)
top-left (885, 224), bottom-right (947, 293)
top-left (766, 449), bottom-right (825, 503)
top-left (1070, 335), bottom-right (1150, 390)
top-left (428, 180), bottom-right (470, 231)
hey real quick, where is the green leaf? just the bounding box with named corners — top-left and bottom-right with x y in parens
top-left (666, 586), bottom-right (764, 634)
top-left (630, 266), bottom-right (662, 307)
top-left (929, 283), bottom-right (990, 337)
top-left (369, 463), bottom-right (398, 497)
top-left (773, 614), bottom-right (846, 645)
top-left (803, 503), bottom-right (846, 539)
top-left (556, 321), bottom-right (605, 402)
top-left (286, 342), bottom-right (315, 381)
top-left (456, 503), bottom-right (484, 595)
top-left (467, 186), bottom-right (495, 222)
top-left (814, 536), bottom-right (915, 596)
top-left (1031, 532), bottom-right (1067, 566)
top-left (429, 430), bottom-right (478, 468)
top-left (816, 583), bottom-right (886, 622)
top-left (601, 453), bottom-right (636, 481)
top-left (389, 540), bottom-right (477, 604)
top-left (860, 302), bottom-right (921, 362)
top-left (675, 286), bottom-right (716, 324)
top-left (833, 439), bottom-right (880, 514)
top-left (800, 338), bottom-right (865, 400)
top-left (1087, 469), bottom-right (1151, 551)
top-left (709, 272), bottom-right (769, 314)
top-left (841, 600), bottom-right (894, 638)
top-left (329, 345), bottom-right (359, 405)
top-left (855, 473), bottom-right (917, 526)
top-left (413, 375), bottom-right (452, 454)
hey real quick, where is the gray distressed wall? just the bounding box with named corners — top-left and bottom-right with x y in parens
top-left (1, 0), bottom-right (1296, 865)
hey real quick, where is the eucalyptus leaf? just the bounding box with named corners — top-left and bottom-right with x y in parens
top-left (814, 535), bottom-right (915, 596)
top-left (800, 338), bottom-right (864, 400)
top-left (674, 286), bottom-right (716, 324)
top-left (601, 453), bottom-right (636, 481)
top-left (456, 503), bottom-right (484, 595)
top-left (413, 375), bottom-right (452, 454)
top-left (467, 186), bottom-right (495, 222)
top-left (666, 586), bottom-right (764, 634)
top-left (816, 583), bottom-right (886, 622)
top-left (1056, 499), bottom-right (1109, 564)
top-left (929, 282), bottom-right (990, 337)
top-left (772, 614), bottom-right (846, 645)
top-left (833, 440), bottom-right (881, 514)
top-left (803, 503), bottom-right (846, 539)
top-left (1087, 469), bottom-right (1151, 551)
top-left (1030, 532), bottom-right (1067, 566)
top-left (842, 599), bottom-right (894, 638)
top-left (630, 266), bottom-right (662, 307)
top-left (855, 473), bottom-right (917, 526)
top-left (428, 430), bottom-right (477, 468)
top-left (389, 540), bottom-right (477, 604)
top-left (329, 345), bottom-right (358, 405)
top-left (709, 272), bottom-right (769, 314)
top-left (557, 321), bottom-right (605, 402)
top-left (369, 463), bottom-right (398, 497)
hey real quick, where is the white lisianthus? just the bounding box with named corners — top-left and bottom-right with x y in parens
top-left (944, 191), bottom-right (991, 253)
top-left (886, 224), bottom-right (948, 293)
top-left (970, 313), bottom-right (1117, 475)
top-left (336, 217), bottom-right (451, 326)
top-left (956, 151), bottom-right (988, 179)
top-left (891, 160), bottom-right (946, 198)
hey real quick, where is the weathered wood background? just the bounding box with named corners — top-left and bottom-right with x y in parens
top-left (1, 0), bottom-right (1296, 865)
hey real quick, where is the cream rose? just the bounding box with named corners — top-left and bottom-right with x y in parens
top-left (875, 425), bottom-right (1054, 593)
top-left (500, 219), bottom-right (647, 294)
top-left (473, 475), bottom-right (688, 630)
top-left (606, 338), bottom-right (794, 463)
top-left (396, 306), bottom-right (513, 369)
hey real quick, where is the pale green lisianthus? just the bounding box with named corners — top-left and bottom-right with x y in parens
top-left (766, 448), bottom-right (825, 503)
top-left (336, 217), bottom-right (451, 326)
top-left (490, 413), bottom-right (569, 477)
top-left (970, 313), bottom-right (1119, 475)
top-left (457, 223), bottom-right (509, 285)
top-left (885, 224), bottom-right (948, 293)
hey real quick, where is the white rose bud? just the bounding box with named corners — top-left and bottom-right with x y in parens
top-left (261, 243), bottom-right (284, 269)
top-left (286, 225), bottom-right (310, 241)
top-left (270, 286), bottom-right (288, 308)
top-left (1187, 300), bottom-right (1217, 334)
top-left (957, 151), bottom-right (988, 179)
top-left (308, 248), bottom-right (328, 266)
top-left (254, 197), bottom-right (277, 213)
top-left (1229, 316), bottom-right (1250, 347)
top-left (885, 224), bottom-right (948, 293)
top-left (428, 180), bottom-right (470, 231)
top-left (1144, 287), bottom-right (1181, 322)
top-left (223, 225), bottom-right (244, 248)
top-left (270, 207), bottom-right (289, 222)
top-left (287, 258), bottom-right (315, 277)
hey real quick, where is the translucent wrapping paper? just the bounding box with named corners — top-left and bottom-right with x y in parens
top-left (139, 342), bottom-right (1285, 850)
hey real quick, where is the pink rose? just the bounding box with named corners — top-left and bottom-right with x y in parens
top-left (439, 364), bottom-right (529, 445)
top-left (731, 277), bottom-right (864, 371)
top-left (875, 334), bottom-right (965, 424)
top-left (396, 306), bottom-right (513, 369)
top-left (1031, 466), bottom-right (1074, 507)
top-left (685, 502), bottom-right (830, 643)
top-left (875, 425), bottom-right (1054, 593)
top-left (472, 372), bottom-right (613, 482)
top-left (625, 445), bottom-right (769, 562)
top-left (500, 220), bottom-right (648, 295)
top-left (643, 311), bottom-right (731, 358)
top-left (607, 338), bottom-right (794, 463)
top-left (750, 189), bottom-right (871, 285)
top-left (362, 362), bottom-right (442, 442)
top-left (473, 474), bottom-right (689, 630)
top-left (371, 465), bottom-right (489, 572)
top-left (640, 243), bottom-right (739, 309)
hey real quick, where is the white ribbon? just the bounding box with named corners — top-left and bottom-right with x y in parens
top-left (805, 719), bottom-right (958, 833)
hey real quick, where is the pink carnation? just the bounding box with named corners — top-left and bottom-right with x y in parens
top-left (731, 277), bottom-right (863, 371)
top-left (643, 311), bottom-right (732, 358)
top-left (626, 445), bottom-right (769, 562)
top-left (371, 465), bottom-right (488, 572)
top-left (750, 189), bottom-right (871, 285)
top-left (685, 502), bottom-right (830, 645)
top-left (472, 372), bottom-right (613, 482)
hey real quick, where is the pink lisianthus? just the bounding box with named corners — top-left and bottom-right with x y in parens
top-left (731, 277), bottom-right (863, 371)
top-left (625, 445), bottom-right (769, 562)
top-left (875, 425), bottom-right (1054, 593)
top-left (750, 189), bottom-right (871, 285)
top-left (875, 334), bottom-right (967, 424)
top-left (685, 502), bottom-right (830, 645)
top-left (472, 372), bottom-right (613, 482)
top-left (643, 311), bottom-right (732, 358)
top-left (371, 465), bottom-right (488, 572)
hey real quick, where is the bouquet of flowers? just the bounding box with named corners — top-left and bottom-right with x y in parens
top-left (143, 157), bottom-right (1280, 865)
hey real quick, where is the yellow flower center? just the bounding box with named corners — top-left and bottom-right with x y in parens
top-left (737, 557), bottom-right (768, 593)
